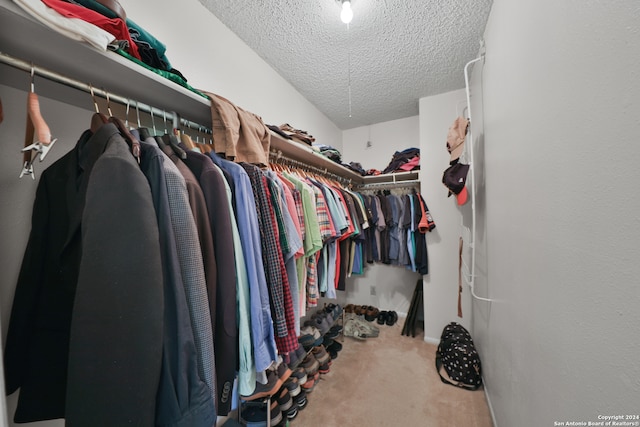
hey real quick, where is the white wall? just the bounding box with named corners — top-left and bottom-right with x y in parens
top-left (118, 0), bottom-right (342, 150)
top-left (341, 117), bottom-right (422, 316)
top-left (418, 89), bottom-right (473, 343)
top-left (341, 115), bottom-right (420, 170)
top-left (476, 1), bottom-right (640, 426)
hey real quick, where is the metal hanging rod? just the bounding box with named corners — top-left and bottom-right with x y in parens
top-left (356, 179), bottom-right (421, 190)
top-left (0, 51), bottom-right (212, 134)
top-left (269, 150), bottom-right (353, 185)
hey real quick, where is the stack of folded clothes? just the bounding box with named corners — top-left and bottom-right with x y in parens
top-left (312, 144), bottom-right (342, 163)
top-left (382, 147), bottom-right (421, 174)
top-left (343, 161), bottom-right (366, 175)
top-left (278, 123), bottom-right (315, 146)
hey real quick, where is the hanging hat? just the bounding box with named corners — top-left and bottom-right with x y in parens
top-left (442, 162), bottom-right (470, 206)
top-left (446, 117), bottom-right (469, 162)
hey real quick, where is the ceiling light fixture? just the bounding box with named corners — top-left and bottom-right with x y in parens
top-left (340, 0), bottom-right (353, 24)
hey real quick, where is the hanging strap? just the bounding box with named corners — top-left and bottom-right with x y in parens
top-left (20, 92), bottom-right (57, 179)
top-left (458, 236), bottom-right (463, 318)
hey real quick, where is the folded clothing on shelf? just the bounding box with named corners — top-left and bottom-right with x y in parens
top-left (279, 123), bottom-right (315, 146)
top-left (382, 147), bottom-right (420, 174)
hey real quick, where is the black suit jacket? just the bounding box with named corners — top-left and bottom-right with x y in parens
top-left (3, 125), bottom-right (111, 422)
top-left (65, 125), bottom-right (163, 426)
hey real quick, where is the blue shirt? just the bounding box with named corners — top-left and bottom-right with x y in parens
top-left (210, 153), bottom-right (277, 373)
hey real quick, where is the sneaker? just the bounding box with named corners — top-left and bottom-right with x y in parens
top-left (301, 372), bottom-right (319, 393)
top-left (240, 400), bottom-right (282, 427)
top-left (291, 367), bottom-right (308, 386)
top-left (283, 377), bottom-right (301, 397)
top-left (275, 386), bottom-right (293, 412)
top-left (311, 345), bottom-right (330, 365)
top-left (284, 402), bottom-right (299, 421)
top-left (293, 389), bottom-right (308, 410)
top-left (305, 315), bottom-right (330, 336)
top-left (299, 326), bottom-right (322, 350)
top-left (325, 324), bottom-right (342, 339)
top-left (344, 318), bottom-right (369, 340)
top-left (301, 353), bottom-right (319, 376)
top-left (327, 340), bottom-right (343, 353)
top-left (346, 313), bottom-right (379, 337)
top-left (377, 310), bottom-right (389, 325)
top-left (276, 361), bottom-right (292, 384)
top-left (386, 311), bottom-right (398, 326)
top-left (240, 371), bottom-right (281, 401)
top-left (327, 347), bottom-right (338, 360)
top-left (364, 306), bottom-right (380, 322)
top-left (318, 362), bottom-right (330, 375)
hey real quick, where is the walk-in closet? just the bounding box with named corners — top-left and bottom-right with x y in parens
top-left (1, 0), bottom-right (638, 426)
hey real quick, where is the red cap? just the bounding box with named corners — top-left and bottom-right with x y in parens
top-left (456, 186), bottom-right (468, 206)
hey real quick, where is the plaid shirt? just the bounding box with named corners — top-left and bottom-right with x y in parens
top-left (241, 164), bottom-right (298, 354)
top-left (306, 179), bottom-right (333, 243)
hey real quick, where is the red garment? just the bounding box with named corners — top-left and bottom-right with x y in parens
top-left (417, 194), bottom-right (435, 233)
top-left (398, 155), bottom-right (420, 171)
top-left (264, 177), bottom-right (298, 354)
top-left (40, 0), bottom-right (141, 60)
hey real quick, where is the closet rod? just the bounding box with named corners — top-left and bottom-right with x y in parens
top-left (269, 150), bottom-right (352, 185)
top-left (0, 51), bottom-right (211, 134)
top-left (356, 179), bottom-right (421, 190)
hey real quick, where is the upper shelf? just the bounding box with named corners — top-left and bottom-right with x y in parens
top-left (0, 1), bottom-right (420, 187)
top-left (0, 1), bottom-right (212, 126)
top-left (269, 131), bottom-right (365, 184)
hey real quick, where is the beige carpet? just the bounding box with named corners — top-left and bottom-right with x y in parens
top-left (291, 317), bottom-right (493, 427)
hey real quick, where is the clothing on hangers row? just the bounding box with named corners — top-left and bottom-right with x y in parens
top-left (3, 53), bottom-right (434, 427)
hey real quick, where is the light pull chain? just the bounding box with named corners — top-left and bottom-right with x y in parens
top-left (347, 23), bottom-right (352, 118)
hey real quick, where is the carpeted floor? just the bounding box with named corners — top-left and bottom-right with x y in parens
top-left (290, 317), bottom-right (493, 427)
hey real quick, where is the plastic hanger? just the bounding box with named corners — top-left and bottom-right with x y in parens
top-left (20, 66), bottom-right (57, 179)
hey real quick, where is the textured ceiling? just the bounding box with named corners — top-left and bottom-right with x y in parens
top-left (198, 0), bottom-right (492, 130)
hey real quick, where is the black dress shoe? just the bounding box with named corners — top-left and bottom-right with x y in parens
top-left (386, 311), bottom-right (398, 326)
top-left (377, 310), bottom-right (388, 325)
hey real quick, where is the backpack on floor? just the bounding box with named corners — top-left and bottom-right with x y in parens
top-left (435, 322), bottom-right (482, 390)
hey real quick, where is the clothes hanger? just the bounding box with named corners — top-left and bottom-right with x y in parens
top-left (179, 124), bottom-right (196, 151)
top-left (20, 66), bottom-right (57, 179)
top-left (89, 84), bottom-right (108, 134)
top-left (104, 89), bottom-right (140, 162)
top-left (160, 109), bottom-right (187, 159)
top-left (134, 100), bottom-right (153, 141)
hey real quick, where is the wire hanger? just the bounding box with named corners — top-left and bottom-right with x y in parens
top-left (161, 109), bottom-right (187, 159)
top-left (89, 84), bottom-right (108, 134)
top-left (20, 65), bottom-right (57, 179)
top-left (103, 88), bottom-right (140, 163)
